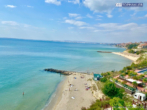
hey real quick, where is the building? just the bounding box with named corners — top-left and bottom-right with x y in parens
top-left (93, 74), bottom-right (102, 81)
top-left (133, 93), bottom-right (146, 101)
top-left (137, 43), bottom-right (147, 49)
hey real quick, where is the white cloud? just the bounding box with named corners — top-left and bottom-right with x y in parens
top-left (69, 13), bottom-right (79, 17)
top-left (107, 13), bottom-right (113, 18)
top-left (63, 17), bottom-right (67, 19)
top-left (79, 26), bottom-right (95, 30)
top-left (75, 16), bottom-right (82, 19)
top-left (129, 14), bottom-right (147, 20)
top-left (130, 12), bottom-right (137, 16)
top-left (97, 15), bottom-right (103, 17)
top-left (23, 24), bottom-right (31, 27)
top-left (83, 0), bottom-right (114, 13)
top-left (1, 21), bottom-right (33, 28)
top-left (95, 23), bottom-right (146, 32)
top-left (45, 0), bottom-right (61, 5)
top-left (68, 27), bottom-right (74, 29)
top-left (92, 23), bottom-right (147, 42)
top-left (68, 0), bottom-right (80, 4)
top-left (27, 5), bottom-right (33, 8)
top-left (65, 19), bottom-right (87, 26)
top-left (86, 14), bottom-right (93, 18)
top-left (1, 20), bottom-right (147, 43)
top-left (1, 21), bottom-right (18, 26)
top-left (5, 5), bottom-right (16, 8)
top-left (83, 0), bottom-right (147, 13)
top-left (68, 13), bottom-right (82, 19)
top-left (96, 19), bottom-right (102, 20)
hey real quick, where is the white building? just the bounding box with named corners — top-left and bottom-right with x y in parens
top-left (133, 93), bottom-right (146, 101)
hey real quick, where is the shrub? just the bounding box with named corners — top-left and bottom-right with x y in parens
top-left (128, 49), bottom-right (135, 53)
top-left (144, 71), bottom-right (147, 75)
top-left (132, 81), bottom-right (138, 88)
top-left (133, 76), bottom-right (138, 80)
top-left (143, 78), bottom-right (147, 83)
top-left (100, 77), bottom-right (107, 82)
top-left (122, 81), bottom-right (127, 85)
top-left (87, 99), bottom-right (110, 110)
top-left (126, 66), bottom-right (132, 70)
top-left (81, 107), bottom-right (86, 110)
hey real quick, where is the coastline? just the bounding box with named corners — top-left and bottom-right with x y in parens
top-left (112, 52), bottom-right (140, 63)
top-left (43, 76), bottom-right (67, 110)
top-left (45, 73), bottom-right (96, 110)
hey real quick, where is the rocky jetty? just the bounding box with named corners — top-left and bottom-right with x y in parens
top-left (44, 68), bottom-right (74, 75)
top-left (97, 51), bottom-right (112, 53)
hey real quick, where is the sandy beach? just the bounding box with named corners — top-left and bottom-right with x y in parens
top-left (112, 52), bottom-right (140, 63)
top-left (45, 73), bottom-right (97, 110)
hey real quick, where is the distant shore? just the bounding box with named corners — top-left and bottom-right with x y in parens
top-left (44, 73), bottom-right (97, 110)
top-left (112, 52), bottom-right (140, 63)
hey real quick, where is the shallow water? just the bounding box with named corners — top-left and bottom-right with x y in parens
top-left (0, 38), bottom-right (132, 110)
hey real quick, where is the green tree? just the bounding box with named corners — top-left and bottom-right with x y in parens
top-left (126, 44), bottom-right (139, 49)
top-left (137, 75), bottom-right (143, 80)
top-left (109, 97), bottom-right (125, 110)
top-left (143, 78), bottom-right (147, 83)
top-left (132, 81), bottom-right (138, 88)
top-left (129, 49), bottom-right (135, 53)
top-left (102, 81), bottom-right (124, 98)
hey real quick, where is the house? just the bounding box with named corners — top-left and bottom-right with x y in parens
top-left (133, 93), bottom-right (146, 101)
top-left (137, 43), bottom-right (147, 49)
top-left (93, 74), bottom-right (102, 81)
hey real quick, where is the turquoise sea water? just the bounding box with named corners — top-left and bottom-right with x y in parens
top-left (0, 38), bottom-right (132, 110)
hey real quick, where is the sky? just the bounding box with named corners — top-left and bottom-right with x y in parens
top-left (0, 0), bottom-right (147, 43)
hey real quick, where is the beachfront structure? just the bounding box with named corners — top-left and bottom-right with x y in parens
top-left (126, 79), bottom-right (143, 85)
top-left (93, 74), bottom-right (102, 81)
top-left (119, 75), bottom-right (144, 87)
top-left (133, 93), bottom-right (146, 101)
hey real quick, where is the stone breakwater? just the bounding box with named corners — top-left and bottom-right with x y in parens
top-left (44, 68), bottom-right (73, 75)
top-left (44, 68), bottom-right (88, 75)
top-left (97, 51), bottom-right (112, 53)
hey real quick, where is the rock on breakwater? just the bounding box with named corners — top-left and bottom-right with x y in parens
top-left (97, 51), bottom-right (112, 53)
top-left (44, 68), bottom-right (74, 75)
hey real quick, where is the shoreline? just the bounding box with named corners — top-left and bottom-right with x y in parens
top-left (112, 52), bottom-right (140, 63)
top-left (44, 73), bottom-right (96, 110)
top-left (43, 76), bottom-right (67, 110)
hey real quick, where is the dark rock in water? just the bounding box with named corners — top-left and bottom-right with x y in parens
top-left (97, 51), bottom-right (112, 53)
top-left (44, 68), bottom-right (73, 75)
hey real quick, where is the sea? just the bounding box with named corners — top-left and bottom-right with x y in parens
top-left (0, 38), bottom-right (132, 110)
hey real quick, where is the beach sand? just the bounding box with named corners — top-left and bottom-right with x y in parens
top-left (112, 52), bottom-right (140, 63)
top-left (45, 73), bottom-right (96, 110)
